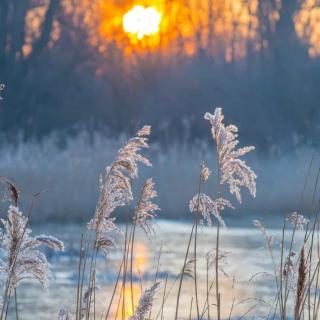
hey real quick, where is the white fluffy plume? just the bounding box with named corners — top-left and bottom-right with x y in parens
top-left (204, 108), bottom-right (257, 203)
top-left (134, 178), bottom-right (160, 235)
top-left (189, 193), bottom-right (233, 227)
top-left (0, 205), bottom-right (64, 289)
top-left (129, 282), bottom-right (160, 320)
top-left (87, 126), bottom-right (152, 247)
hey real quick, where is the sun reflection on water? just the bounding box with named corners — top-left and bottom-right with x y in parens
top-left (110, 240), bottom-right (149, 319)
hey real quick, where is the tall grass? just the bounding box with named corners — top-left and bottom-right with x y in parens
top-left (0, 108), bottom-right (320, 320)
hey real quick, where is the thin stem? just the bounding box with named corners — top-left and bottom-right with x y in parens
top-left (130, 222), bottom-right (136, 315)
top-left (14, 288), bottom-right (18, 320)
top-left (174, 222), bottom-right (195, 320)
top-left (122, 222), bottom-right (131, 320)
top-left (104, 258), bottom-right (124, 320)
top-left (76, 233), bottom-right (84, 320)
top-left (194, 216), bottom-right (200, 320)
top-left (206, 255), bottom-right (211, 320)
top-left (193, 161), bottom-right (204, 320)
top-left (160, 274), bottom-right (168, 320)
top-left (216, 223), bottom-right (221, 320)
top-left (148, 244), bottom-right (163, 319)
top-left (189, 297), bottom-right (194, 320)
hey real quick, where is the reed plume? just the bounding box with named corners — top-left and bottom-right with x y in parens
top-left (189, 194), bottom-right (233, 227)
top-left (204, 108), bottom-right (256, 203)
top-left (87, 125), bottom-right (152, 249)
top-left (289, 212), bottom-right (309, 231)
top-left (189, 163), bottom-right (233, 227)
top-left (0, 177), bottom-right (20, 205)
top-left (134, 178), bottom-right (160, 236)
top-left (129, 282), bottom-right (160, 320)
top-left (0, 205), bottom-right (64, 290)
top-left (83, 126), bottom-right (152, 317)
top-left (203, 108), bottom-right (256, 320)
top-left (200, 163), bottom-right (211, 182)
top-left (283, 251), bottom-right (297, 291)
top-left (294, 246), bottom-right (307, 320)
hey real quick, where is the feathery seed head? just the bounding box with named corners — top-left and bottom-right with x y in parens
top-left (0, 178), bottom-right (19, 205)
top-left (183, 258), bottom-right (195, 279)
top-left (134, 178), bottom-right (160, 236)
top-left (129, 282), bottom-right (160, 320)
top-left (189, 193), bottom-right (234, 227)
top-left (0, 205), bottom-right (64, 290)
top-left (200, 162), bottom-right (211, 182)
top-left (95, 234), bottom-right (117, 255)
top-left (295, 246), bottom-right (307, 318)
top-left (204, 108), bottom-right (257, 203)
top-left (283, 251), bottom-right (297, 291)
top-left (136, 125), bottom-right (151, 137)
top-left (87, 125), bottom-right (152, 249)
top-left (35, 235), bottom-right (64, 251)
top-left (289, 212), bottom-right (309, 231)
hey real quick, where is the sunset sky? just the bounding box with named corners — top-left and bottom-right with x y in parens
top-left (21, 0), bottom-right (320, 61)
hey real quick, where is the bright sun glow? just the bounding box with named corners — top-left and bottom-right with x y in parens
top-left (123, 5), bottom-right (161, 39)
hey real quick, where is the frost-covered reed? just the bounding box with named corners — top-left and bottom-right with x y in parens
top-left (2, 105), bottom-right (320, 320)
top-left (129, 282), bottom-right (159, 320)
top-left (87, 125), bottom-right (152, 245)
top-left (133, 178), bottom-right (160, 236)
top-left (0, 200), bottom-right (63, 319)
top-left (0, 205), bottom-right (63, 289)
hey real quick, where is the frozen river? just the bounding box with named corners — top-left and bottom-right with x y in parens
top-left (5, 220), bottom-right (304, 319)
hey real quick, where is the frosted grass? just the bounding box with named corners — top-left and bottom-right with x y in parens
top-left (0, 132), bottom-right (317, 224)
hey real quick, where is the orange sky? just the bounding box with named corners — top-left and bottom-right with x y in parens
top-left (24, 0), bottom-right (320, 61)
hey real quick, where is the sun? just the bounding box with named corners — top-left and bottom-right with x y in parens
top-left (122, 5), bottom-right (162, 40)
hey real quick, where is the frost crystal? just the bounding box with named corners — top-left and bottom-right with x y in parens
top-left (289, 212), bottom-right (309, 231)
top-left (283, 251), bottom-right (297, 289)
top-left (200, 163), bottom-right (211, 182)
top-left (0, 177), bottom-right (19, 205)
top-left (189, 193), bottom-right (234, 227)
top-left (0, 205), bottom-right (64, 289)
top-left (204, 108), bottom-right (257, 203)
top-left (87, 126), bottom-right (152, 250)
top-left (134, 178), bottom-right (160, 235)
top-left (129, 282), bottom-right (160, 320)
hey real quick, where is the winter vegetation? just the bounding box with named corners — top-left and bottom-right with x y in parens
top-left (0, 108), bottom-right (319, 319)
top-left (0, 126), bottom-right (316, 223)
top-left (2, 1), bottom-right (320, 319)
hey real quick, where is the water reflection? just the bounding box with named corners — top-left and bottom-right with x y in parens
top-left (11, 221), bottom-right (305, 319)
top-left (113, 284), bottom-right (141, 319)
